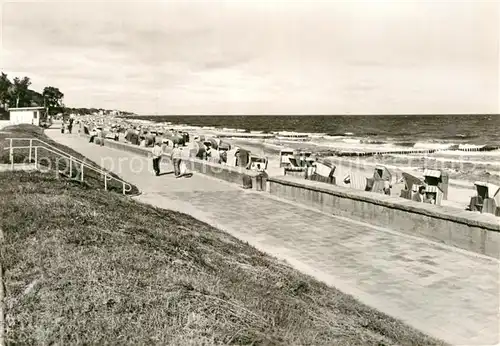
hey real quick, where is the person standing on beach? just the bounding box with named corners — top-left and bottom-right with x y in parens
top-left (170, 144), bottom-right (182, 177)
top-left (383, 180), bottom-right (391, 195)
top-left (151, 142), bottom-right (163, 176)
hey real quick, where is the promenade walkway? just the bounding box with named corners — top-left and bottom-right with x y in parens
top-left (46, 129), bottom-right (499, 345)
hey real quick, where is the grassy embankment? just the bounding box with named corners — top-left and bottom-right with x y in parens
top-left (0, 126), bottom-right (446, 345)
top-left (0, 124), bottom-right (139, 195)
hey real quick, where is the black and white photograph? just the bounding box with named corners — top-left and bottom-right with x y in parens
top-left (0, 1), bottom-right (498, 345)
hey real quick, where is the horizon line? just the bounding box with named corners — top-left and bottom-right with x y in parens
top-left (126, 113), bottom-right (500, 117)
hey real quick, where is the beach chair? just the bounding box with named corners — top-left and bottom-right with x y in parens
top-left (218, 141), bottom-right (231, 151)
top-left (400, 172), bottom-right (425, 200)
top-left (308, 161), bottom-right (336, 185)
top-left (187, 141), bottom-right (206, 159)
top-left (94, 137), bottom-right (104, 146)
top-left (468, 196), bottom-right (483, 212)
top-left (401, 172), bottom-right (424, 191)
top-left (283, 154), bottom-right (307, 177)
top-left (279, 149), bottom-right (295, 168)
top-left (312, 160), bottom-right (335, 177)
top-left (345, 172), bottom-right (366, 191)
top-left (373, 165), bottom-right (392, 181)
top-left (474, 182), bottom-right (500, 215)
top-left (368, 165), bottom-right (392, 194)
top-left (248, 155), bottom-right (268, 171)
top-left (242, 174), bottom-right (253, 189)
top-left (424, 185), bottom-right (443, 206)
top-left (423, 169), bottom-right (449, 200)
top-left (105, 132), bottom-right (117, 140)
top-left (365, 178), bottom-right (374, 192)
top-left (225, 148), bottom-right (239, 167)
top-left (483, 199), bottom-right (497, 215)
top-left (400, 190), bottom-right (412, 199)
top-left (288, 157), bottom-right (302, 168)
top-left (207, 138), bottom-right (219, 150)
top-left (144, 134), bottom-right (156, 147)
top-left (304, 157), bottom-right (316, 167)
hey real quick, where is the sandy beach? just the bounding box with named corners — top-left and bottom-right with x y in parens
top-left (224, 138), bottom-right (478, 210)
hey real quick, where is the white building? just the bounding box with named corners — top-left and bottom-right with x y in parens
top-left (8, 107), bottom-right (46, 126)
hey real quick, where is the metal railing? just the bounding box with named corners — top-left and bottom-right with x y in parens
top-left (4, 137), bottom-right (132, 195)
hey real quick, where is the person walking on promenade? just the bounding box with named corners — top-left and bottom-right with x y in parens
top-left (98, 127), bottom-right (105, 146)
top-left (151, 142), bottom-right (163, 176)
top-left (89, 128), bottom-right (97, 143)
top-left (171, 144), bottom-right (182, 177)
top-left (68, 116), bottom-right (74, 134)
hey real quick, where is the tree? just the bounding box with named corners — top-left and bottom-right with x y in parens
top-left (0, 73), bottom-right (12, 109)
top-left (43, 86), bottom-right (64, 115)
top-left (9, 76), bottom-right (32, 107)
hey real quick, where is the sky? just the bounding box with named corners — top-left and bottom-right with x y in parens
top-left (1, 0), bottom-right (498, 115)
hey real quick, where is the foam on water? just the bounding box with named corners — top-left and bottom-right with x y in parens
top-left (388, 154), bottom-right (500, 166)
top-left (438, 150), bottom-right (500, 157)
top-left (413, 142), bottom-right (456, 150)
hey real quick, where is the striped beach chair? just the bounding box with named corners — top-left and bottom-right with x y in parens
top-left (344, 172), bottom-right (366, 191)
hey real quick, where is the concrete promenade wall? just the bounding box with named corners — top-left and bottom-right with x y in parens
top-left (87, 135), bottom-right (266, 191)
top-left (80, 133), bottom-right (500, 257)
top-left (267, 176), bottom-right (500, 258)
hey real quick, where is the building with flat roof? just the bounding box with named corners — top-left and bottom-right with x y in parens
top-left (8, 107), bottom-right (46, 126)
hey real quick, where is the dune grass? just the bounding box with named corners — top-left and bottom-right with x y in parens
top-left (0, 124), bottom-right (139, 195)
top-left (0, 170), bottom-right (446, 345)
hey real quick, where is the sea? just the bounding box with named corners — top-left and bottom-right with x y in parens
top-left (126, 114), bottom-right (500, 151)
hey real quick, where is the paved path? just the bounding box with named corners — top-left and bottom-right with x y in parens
top-left (46, 130), bottom-right (500, 345)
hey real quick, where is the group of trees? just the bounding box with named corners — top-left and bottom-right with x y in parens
top-left (0, 72), bottom-right (65, 115)
top-left (65, 107), bottom-right (135, 116)
top-left (0, 71), bottom-right (135, 117)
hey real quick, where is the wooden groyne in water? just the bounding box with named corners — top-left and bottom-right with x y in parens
top-left (456, 145), bottom-right (500, 153)
top-left (334, 149), bottom-right (437, 157)
top-left (214, 133), bottom-right (275, 139)
top-left (332, 145), bottom-right (500, 157)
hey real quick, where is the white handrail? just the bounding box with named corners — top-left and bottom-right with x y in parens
top-left (4, 139), bottom-right (133, 195)
top-left (6, 137), bottom-right (74, 160)
top-left (4, 145), bottom-right (117, 181)
top-left (6, 137), bottom-right (119, 179)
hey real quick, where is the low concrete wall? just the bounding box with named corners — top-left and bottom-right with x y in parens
top-left (87, 135), bottom-right (266, 191)
top-left (101, 137), bottom-right (151, 158)
top-left (182, 157), bottom-right (267, 190)
top-left (268, 175), bottom-right (500, 258)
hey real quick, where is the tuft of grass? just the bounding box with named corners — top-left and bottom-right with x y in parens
top-left (0, 171), bottom-right (447, 345)
top-left (0, 125), bottom-right (139, 195)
